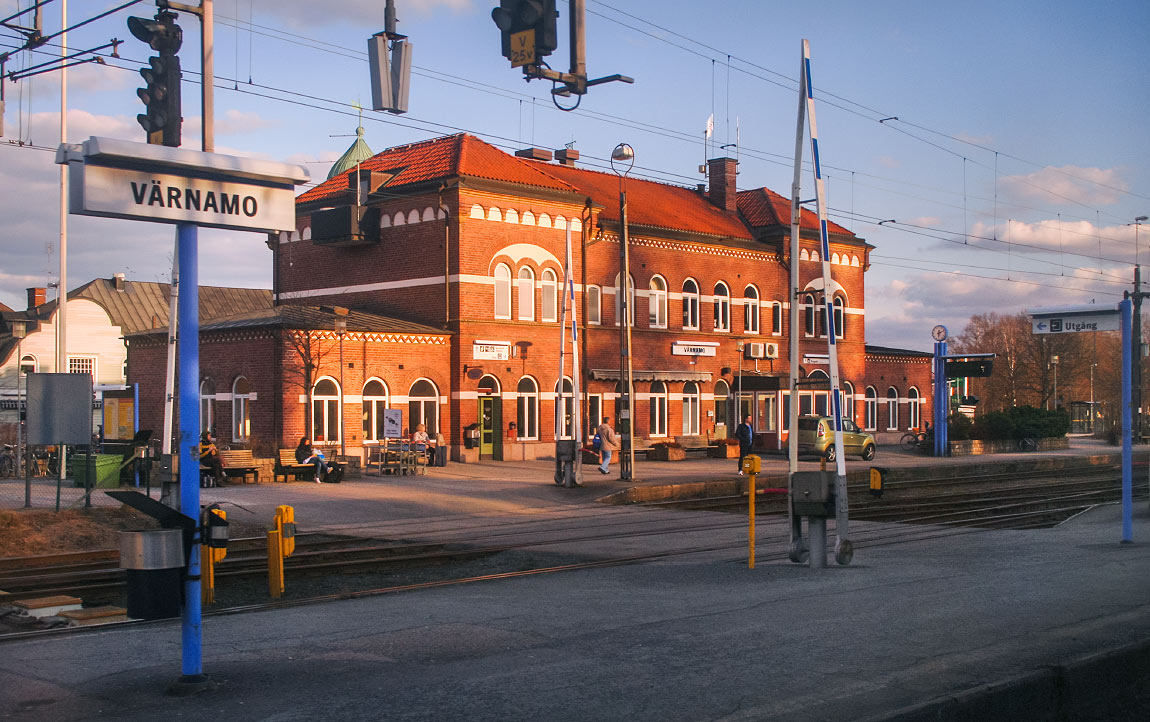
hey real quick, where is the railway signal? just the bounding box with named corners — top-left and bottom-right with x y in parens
top-left (127, 11), bottom-right (183, 147)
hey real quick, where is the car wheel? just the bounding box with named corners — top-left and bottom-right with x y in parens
top-left (824, 445), bottom-right (836, 462)
top-left (861, 443), bottom-right (876, 461)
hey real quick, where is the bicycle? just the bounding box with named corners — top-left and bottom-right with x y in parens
top-left (1017, 437), bottom-right (1038, 452)
top-left (900, 429), bottom-right (933, 453)
top-left (0, 444), bottom-right (16, 478)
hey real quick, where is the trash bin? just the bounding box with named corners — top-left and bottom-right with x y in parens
top-left (71, 454), bottom-right (123, 488)
top-left (119, 529), bottom-right (184, 620)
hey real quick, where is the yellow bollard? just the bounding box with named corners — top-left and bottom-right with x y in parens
top-left (201, 508), bottom-right (227, 605)
top-left (742, 455), bottom-right (761, 569)
top-left (267, 528), bottom-right (284, 598)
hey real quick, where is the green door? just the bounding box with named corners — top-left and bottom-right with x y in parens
top-left (479, 397), bottom-right (496, 458)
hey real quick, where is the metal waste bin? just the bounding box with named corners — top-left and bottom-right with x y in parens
top-left (119, 529), bottom-right (184, 620)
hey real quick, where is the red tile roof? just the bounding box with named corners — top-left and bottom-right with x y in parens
top-left (296, 134), bottom-right (578, 205)
top-left (737, 187), bottom-right (854, 236)
top-left (527, 161), bottom-right (753, 240)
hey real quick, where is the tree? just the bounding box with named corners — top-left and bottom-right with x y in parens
top-left (280, 328), bottom-right (333, 441)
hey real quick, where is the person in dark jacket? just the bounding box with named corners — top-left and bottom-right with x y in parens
top-left (295, 437), bottom-right (328, 484)
top-left (735, 415), bottom-right (754, 475)
top-left (200, 430), bottom-right (225, 487)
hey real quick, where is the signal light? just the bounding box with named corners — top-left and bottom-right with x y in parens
top-left (127, 12), bottom-right (183, 147)
top-left (492, 0), bottom-right (558, 66)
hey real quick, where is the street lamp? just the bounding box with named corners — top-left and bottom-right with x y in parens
top-left (12, 320), bottom-right (26, 480)
top-left (610, 142), bottom-right (636, 480)
top-left (1050, 355), bottom-right (1059, 411)
top-left (334, 314), bottom-right (347, 458)
top-left (1134, 216), bottom-right (1147, 434)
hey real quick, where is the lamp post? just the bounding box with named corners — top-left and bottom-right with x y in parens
top-left (611, 142), bottom-right (636, 480)
top-left (1051, 354), bottom-right (1059, 411)
top-left (334, 315), bottom-right (347, 458)
top-left (12, 320), bottom-right (26, 479)
top-left (1134, 216), bottom-right (1147, 436)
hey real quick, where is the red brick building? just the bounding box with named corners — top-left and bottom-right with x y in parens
top-left (128, 133), bottom-right (932, 461)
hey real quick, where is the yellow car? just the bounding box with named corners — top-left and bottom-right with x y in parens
top-left (795, 415), bottom-right (876, 462)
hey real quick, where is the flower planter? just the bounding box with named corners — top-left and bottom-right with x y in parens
top-left (650, 445), bottom-right (687, 461)
top-left (709, 444), bottom-right (740, 459)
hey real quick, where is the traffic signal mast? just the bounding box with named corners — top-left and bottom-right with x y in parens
top-left (492, 0), bottom-right (631, 107)
top-left (128, 10), bottom-right (183, 147)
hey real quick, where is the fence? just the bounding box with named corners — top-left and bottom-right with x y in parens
top-left (0, 445), bottom-right (157, 511)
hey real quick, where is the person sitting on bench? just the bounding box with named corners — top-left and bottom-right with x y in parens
top-left (295, 437), bottom-right (329, 484)
top-left (200, 430), bottom-right (226, 487)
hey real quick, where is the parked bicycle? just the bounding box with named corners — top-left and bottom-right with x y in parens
top-left (900, 424), bottom-right (934, 453)
top-left (1017, 437), bottom-right (1038, 452)
top-left (0, 444), bottom-right (17, 478)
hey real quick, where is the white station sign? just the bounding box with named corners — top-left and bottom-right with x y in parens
top-left (472, 340), bottom-right (511, 361)
top-left (1029, 303), bottom-right (1121, 335)
top-left (671, 341), bottom-right (718, 357)
top-left (57, 136), bottom-right (309, 233)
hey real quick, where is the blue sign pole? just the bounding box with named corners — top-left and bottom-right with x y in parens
top-left (933, 340), bottom-right (948, 456)
top-left (1121, 298), bottom-right (1133, 543)
top-left (176, 222), bottom-right (204, 679)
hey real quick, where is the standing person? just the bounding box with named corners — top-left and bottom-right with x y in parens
top-left (735, 415), bottom-right (754, 475)
top-left (295, 436), bottom-right (328, 484)
top-left (596, 417), bottom-right (620, 475)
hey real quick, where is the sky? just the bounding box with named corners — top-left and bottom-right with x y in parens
top-left (1, 0), bottom-right (1148, 351)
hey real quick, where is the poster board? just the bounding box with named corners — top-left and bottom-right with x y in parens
top-left (102, 388), bottom-right (136, 440)
top-left (383, 408), bottom-right (403, 439)
top-left (26, 373), bottom-right (93, 445)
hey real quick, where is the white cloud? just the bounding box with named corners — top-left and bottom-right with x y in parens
top-left (214, 109), bottom-right (280, 136)
top-left (1000, 165), bottom-right (1129, 207)
top-left (876, 155), bottom-right (900, 169)
top-left (267, 0), bottom-right (478, 28)
top-left (968, 218), bottom-right (1142, 264)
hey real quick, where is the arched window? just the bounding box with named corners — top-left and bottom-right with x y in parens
top-left (865, 387), bottom-right (878, 431)
top-left (614, 273), bottom-right (635, 326)
top-left (199, 379), bottom-right (215, 434)
top-left (409, 379), bottom-right (439, 435)
top-left (886, 386), bottom-right (900, 431)
top-left (494, 263), bottom-right (511, 319)
top-left (682, 279), bottom-right (700, 329)
top-left (682, 381), bottom-right (700, 435)
top-left (516, 377), bottom-right (539, 440)
top-left (714, 380), bottom-right (731, 431)
top-left (804, 293), bottom-right (817, 337)
top-left (907, 387), bottom-right (921, 430)
top-left (841, 381), bottom-right (855, 423)
top-left (19, 354), bottom-right (37, 376)
top-left (587, 285), bottom-right (601, 325)
top-left (649, 380), bottom-right (668, 437)
top-left (312, 377), bottom-right (340, 443)
top-left (713, 282), bottom-right (730, 332)
top-left (232, 376), bottom-right (253, 442)
top-left (478, 375), bottom-right (500, 396)
top-left (743, 285), bottom-right (760, 334)
top-left (648, 275), bottom-right (667, 328)
top-left (362, 379), bottom-right (389, 442)
top-left (541, 268), bottom-right (558, 322)
top-left (809, 370), bottom-right (830, 417)
top-left (772, 302), bottom-right (783, 335)
top-left (833, 296), bottom-right (845, 339)
top-left (818, 294), bottom-right (828, 337)
top-left (517, 267), bottom-right (535, 321)
top-left (555, 377), bottom-right (575, 439)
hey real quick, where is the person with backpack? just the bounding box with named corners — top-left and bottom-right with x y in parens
top-left (596, 417), bottom-right (620, 475)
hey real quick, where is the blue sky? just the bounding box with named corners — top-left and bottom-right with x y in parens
top-left (2, 0), bottom-right (1147, 350)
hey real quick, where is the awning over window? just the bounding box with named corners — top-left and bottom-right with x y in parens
top-left (590, 368), bottom-right (712, 383)
top-left (729, 374), bottom-right (787, 392)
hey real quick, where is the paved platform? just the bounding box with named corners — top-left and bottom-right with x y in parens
top-left (1, 438), bottom-right (1148, 721)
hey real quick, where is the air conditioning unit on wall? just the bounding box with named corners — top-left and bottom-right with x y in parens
top-left (744, 342), bottom-right (765, 359)
top-left (764, 342), bottom-right (779, 359)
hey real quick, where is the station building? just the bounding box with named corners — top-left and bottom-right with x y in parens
top-left (127, 132), bottom-right (932, 462)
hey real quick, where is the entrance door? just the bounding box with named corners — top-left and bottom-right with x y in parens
top-left (479, 397), bottom-right (498, 459)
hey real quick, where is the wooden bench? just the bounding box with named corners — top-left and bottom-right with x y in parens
top-left (200, 449), bottom-right (259, 485)
top-left (275, 449), bottom-right (315, 483)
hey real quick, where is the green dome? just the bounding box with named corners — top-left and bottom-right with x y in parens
top-left (326, 126), bottom-right (375, 180)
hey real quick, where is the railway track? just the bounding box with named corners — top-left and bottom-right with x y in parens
top-left (1, 464), bottom-right (1144, 639)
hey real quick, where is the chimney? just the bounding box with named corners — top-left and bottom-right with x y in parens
top-left (555, 148), bottom-right (579, 167)
top-left (515, 147), bottom-right (553, 162)
top-left (26, 287), bottom-right (46, 310)
top-left (707, 157), bottom-right (738, 214)
top-left (113, 273), bottom-right (126, 291)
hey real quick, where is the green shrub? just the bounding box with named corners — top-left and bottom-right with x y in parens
top-left (1007, 406), bottom-right (1068, 439)
top-left (974, 411), bottom-right (1015, 441)
top-left (948, 412), bottom-right (974, 441)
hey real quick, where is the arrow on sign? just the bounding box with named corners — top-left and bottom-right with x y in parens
top-left (1037, 321), bottom-right (1047, 331)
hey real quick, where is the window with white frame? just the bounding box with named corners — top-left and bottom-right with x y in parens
top-left (541, 268), bottom-right (558, 322)
top-left (907, 387), bottom-right (921, 430)
top-left (555, 377), bottom-right (575, 439)
top-left (409, 379), bottom-right (439, 434)
top-left (494, 263), bottom-right (511, 319)
top-left (772, 302), bottom-right (783, 335)
top-left (649, 380), bottom-right (668, 437)
top-left (810, 370), bottom-right (830, 416)
top-left (682, 381), bottom-right (700, 435)
top-left (68, 356), bottom-right (95, 376)
top-left (842, 381), bottom-right (855, 423)
top-left (517, 267), bottom-right (535, 321)
top-left (713, 282), bottom-right (730, 332)
top-left (648, 275), bottom-right (667, 328)
top-left (743, 285), bottom-right (760, 334)
top-left (714, 380), bottom-right (730, 431)
top-left (864, 387), bottom-right (878, 431)
top-left (682, 279), bottom-right (700, 329)
top-left (516, 377), bottom-right (539, 439)
top-left (587, 285), bottom-right (601, 325)
top-left (833, 296), bottom-right (845, 339)
top-left (312, 377), bottom-right (340, 444)
top-left (233, 376), bottom-right (254, 442)
top-left (886, 386), bottom-right (900, 431)
top-left (20, 354), bottom-right (37, 376)
top-left (362, 379), bottom-right (389, 442)
top-left (199, 379), bottom-right (215, 434)
top-left (804, 293), bottom-right (817, 337)
top-left (586, 393), bottom-right (603, 438)
top-left (614, 273), bottom-right (634, 326)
